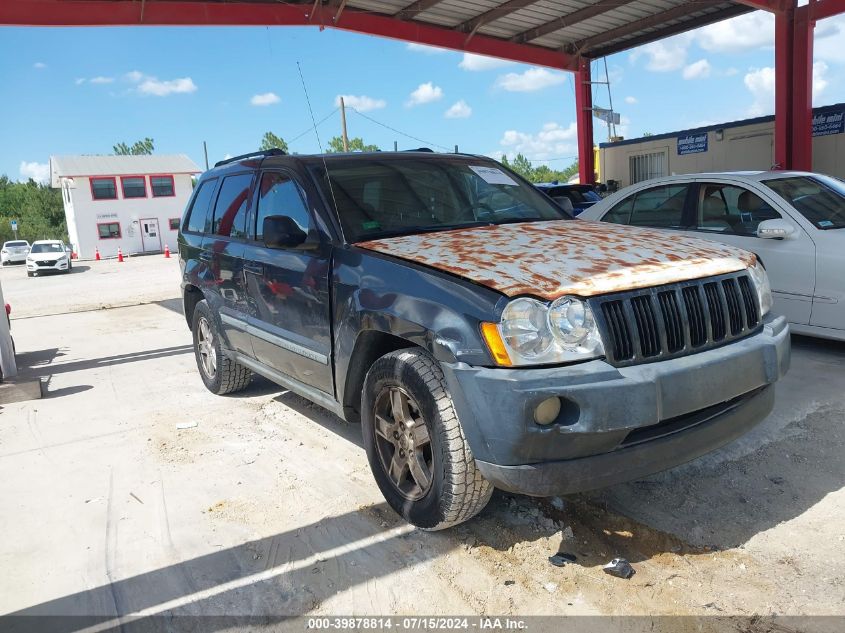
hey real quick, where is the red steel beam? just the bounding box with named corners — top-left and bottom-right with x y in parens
top-left (790, 5), bottom-right (814, 171)
top-left (811, 0), bottom-right (845, 20)
top-left (0, 0), bottom-right (578, 70)
top-left (574, 58), bottom-right (595, 185)
top-left (733, 0), bottom-right (792, 13)
top-left (773, 8), bottom-right (793, 169)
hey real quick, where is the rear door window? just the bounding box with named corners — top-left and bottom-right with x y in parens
top-left (604, 184), bottom-right (688, 228)
top-left (213, 173), bottom-right (253, 239)
top-left (255, 172), bottom-right (312, 242)
top-left (694, 184), bottom-right (781, 235)
top-left (184, 178), bottom-right (218, 234)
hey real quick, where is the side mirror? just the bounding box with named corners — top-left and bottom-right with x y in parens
top-left (263, 215), bottom-right (308, 249)
top-left (756, 218), bottom-right (795, 239)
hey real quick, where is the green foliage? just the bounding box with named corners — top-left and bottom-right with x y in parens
top-left (0, 176), bottom-right (67, 244)
top-left (500, 153), bottom-right (579, 183)
top-left (259, 132), bottom-right (289, 153)
top-left (326, 136), bottom-right (380, 153)
top-left (113, 138), bottom-right (155, 155)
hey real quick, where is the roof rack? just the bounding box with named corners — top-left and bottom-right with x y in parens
top-left (402, 147), bottom-right (434, 153)
top-left (214, 148), bottom-right (286, 168)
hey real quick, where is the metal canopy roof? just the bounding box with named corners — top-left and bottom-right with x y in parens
top-left (1, 1), bottom-right (758, 70)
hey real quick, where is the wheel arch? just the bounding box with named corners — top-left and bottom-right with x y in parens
top-left (182, 284), bottom-right (204, 329)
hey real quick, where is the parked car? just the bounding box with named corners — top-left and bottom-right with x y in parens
top-left (178, 150), bottom-right (789, 529)
top-left (580, 171), bottom-right (845, 341)
top-left (535, 182), bottom-right (602, 215)
top-left (1, 240), bottom-right (30, 265)
top-left (26, 240), bottom-right (72, 276)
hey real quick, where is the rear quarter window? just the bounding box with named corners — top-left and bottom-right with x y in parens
top-left (183, 178), bottom-right (218, 234)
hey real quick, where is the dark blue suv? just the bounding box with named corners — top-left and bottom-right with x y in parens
top-left (178, 149), bottom-right (789, 529)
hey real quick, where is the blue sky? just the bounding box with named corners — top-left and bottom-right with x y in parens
top-left (2, 9), bottom-right (844, 183)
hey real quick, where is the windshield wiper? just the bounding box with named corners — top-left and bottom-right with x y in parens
top-left (359, 221), bottom-right (492, 240)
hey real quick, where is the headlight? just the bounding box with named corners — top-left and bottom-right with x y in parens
top-left (483, 296), bottom-right (604, 366)
top-left (747, 260), bottom-right (773, 317)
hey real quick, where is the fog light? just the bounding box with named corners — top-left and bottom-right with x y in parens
top-left (534, 397), bottom-right (561, 425)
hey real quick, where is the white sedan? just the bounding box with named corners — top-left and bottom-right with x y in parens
top-left (1, 240), bottom-right (30, 265)
top-left (26, 240), bottom-right (72, 277)
top-left (580, 171), bottom-right (845, 341)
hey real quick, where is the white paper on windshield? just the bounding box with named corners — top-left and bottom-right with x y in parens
top-left (469, 165), bottom-right (519, 186)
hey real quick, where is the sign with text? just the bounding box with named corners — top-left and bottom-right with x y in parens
top-left (677, 133), bottom-right (708, 155)
top-left (812, 110), bottom-right (845, 137)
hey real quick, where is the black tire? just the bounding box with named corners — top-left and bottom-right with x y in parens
top-left (191, 300), bottom-right (252, 395)
top-left (361, 348), bottom-right (493, 530)
top-left (27, 272), bottom-right (33, 278)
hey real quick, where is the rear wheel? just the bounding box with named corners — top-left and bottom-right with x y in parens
top-left (362, 348), bottom-right (493, 530)
top-left (192, 300), bottom-right (252, 395)
top-left (27, 272), bottom-right (33, 278)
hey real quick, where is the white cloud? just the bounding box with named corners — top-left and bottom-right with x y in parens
top-left (499, 121), bottom-right (577, 160)
top-left (815, 15), bottom-right (845, 65)
top-left (682, 59), bottom-right (712, 80)
top-left (458, 53), bottom-right (512, 71)
top-left (696, 12), bottom-right (774, 54)
top-left (89, 76), bottom-right (114, 84)
top-left (335, 94), bottom-right (386, 112)
top-left (75, 78), bottom-right (86, 85)
top-left (250, 92), bottom-right (280, 106)
top-left (406, 82), bottom-right (443, 107)
top-left (743, 62), bottom-right (828, 116)
top-left (33, 62), bottom-right (46, 69)
top-left (629, 34), bottom-right (691, 72)
top-left (123, 70), bottom-right (196, 96)
top-left (444, 100), bottom-right (472, 119)
top-left (624, 96), bottom-right (638, 105)
top-left (723, 67), bottom-right (739, 77)
top-left (19, 161), bottom-right (49, 183)
top-left (406, 43), bottom-right (447, 54)
top-left (494, 67), bottom-right (566, 92)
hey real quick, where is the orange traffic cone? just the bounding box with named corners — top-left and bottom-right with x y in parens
top-left (117, 247), bottom-right (124, 263)
top-left (164, 244), bottom-right (171, 258)
top-left (95, 247), bottom-right (101, 261)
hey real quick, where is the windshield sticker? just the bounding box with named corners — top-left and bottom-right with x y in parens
top-left (819, 219), bottom-right (834, 227)
top-left (469, 166), bottom-right (519, 186)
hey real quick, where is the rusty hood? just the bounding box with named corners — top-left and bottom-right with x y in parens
top-left (355, 220), bottom-right (756, 300)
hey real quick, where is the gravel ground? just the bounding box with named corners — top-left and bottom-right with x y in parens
top-left (0, 260), bottom-right (843, 631)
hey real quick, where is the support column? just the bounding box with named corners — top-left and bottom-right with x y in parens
top-left (575, 57), bottom-right (595, 185)
top-left (773, 8), bottom-right (793, 169)
top-left (791, 7), bottom-right (814, 171)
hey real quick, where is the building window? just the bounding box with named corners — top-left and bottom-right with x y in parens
top-left (629, 152), bottom-right (667, 185)
top-left (151, 175), bottom-right (175, 197)
top-left (91, 177), bottom-right (117, 200)
top-left (97, 222), bottom-right (121, 239)
top-left (121, 176), bottom-right (147, 198)
top-left (169, 218), bottom-right (180, 230)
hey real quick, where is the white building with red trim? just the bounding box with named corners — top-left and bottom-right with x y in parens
top-left (49, 154), bottom-right (201, 259)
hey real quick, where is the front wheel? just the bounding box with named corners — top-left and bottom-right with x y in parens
top-left (191, 300), bottom-right (252, 395)
top-left (361, 349), bottom-right (493, 530)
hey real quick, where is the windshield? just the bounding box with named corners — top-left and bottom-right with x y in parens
top-left (4, 241), bottom-right (28, 247)
top-left (763, 175), bottom-right (845, 229)
top-left (310, 157), bottom-right (569, 242)
top-left (31, 243), bottom-right (63, 254)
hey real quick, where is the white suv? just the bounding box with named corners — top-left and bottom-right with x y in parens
top-left (26, 240), bottom-right (72, 277)
top-left (1, 240), bottom-right (30, 265)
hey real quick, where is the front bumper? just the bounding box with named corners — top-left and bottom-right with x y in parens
top-left (441, 314), bottom-right (790, 497)
top-left (26, 259), bottom-right (68, 273)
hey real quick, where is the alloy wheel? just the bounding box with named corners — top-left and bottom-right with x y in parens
top-left (197, 316), bottom-right (217, 378)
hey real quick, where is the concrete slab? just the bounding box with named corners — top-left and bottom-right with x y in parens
top-left (0, 377), bottom-right (42, 404)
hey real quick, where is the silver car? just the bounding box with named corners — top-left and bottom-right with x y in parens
top-left (1, 240), bottom-right (30, 265)
top-left (580, 171), bottom-right (845, 341)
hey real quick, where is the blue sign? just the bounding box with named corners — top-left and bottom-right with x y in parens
top-left (813, 110), bottom-right (845, 137)
top-left (10, 220), bottom-right (17, 231)
top-left (677, 133), bottom-right (708, 155)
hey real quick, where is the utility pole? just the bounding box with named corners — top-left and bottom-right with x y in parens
top-left (203, 141), bottom-right (209, 170)
top-left (340, 97), bottom-right (349, 152)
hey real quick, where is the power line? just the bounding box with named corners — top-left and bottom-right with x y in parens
top-left (287, 107), bottom-right (340, 147)
top-left (348, 107), bottom-right (452, 151)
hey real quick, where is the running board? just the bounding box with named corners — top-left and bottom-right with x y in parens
top-left (232, 352), bottom-right (345, 418)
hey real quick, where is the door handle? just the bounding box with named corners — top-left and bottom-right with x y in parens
top-left (244, 261), bottom-right (264, 275)
top-left (199, 252), bottom-right (212, 262)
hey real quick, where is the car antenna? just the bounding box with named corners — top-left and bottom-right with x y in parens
top-left (296, 61), bottom-right (340, 218)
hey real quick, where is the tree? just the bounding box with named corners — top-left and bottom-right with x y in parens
top-left (499, 155), bottom-right (580, 184)
top-left (259, 132), bottom-right (289, 153)
top-left (0, 176), bottom-right (67, 244)
top-left (326, 136), bottom-right (379, 153)
top-left (113, 138), bottom-right (154, 155)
